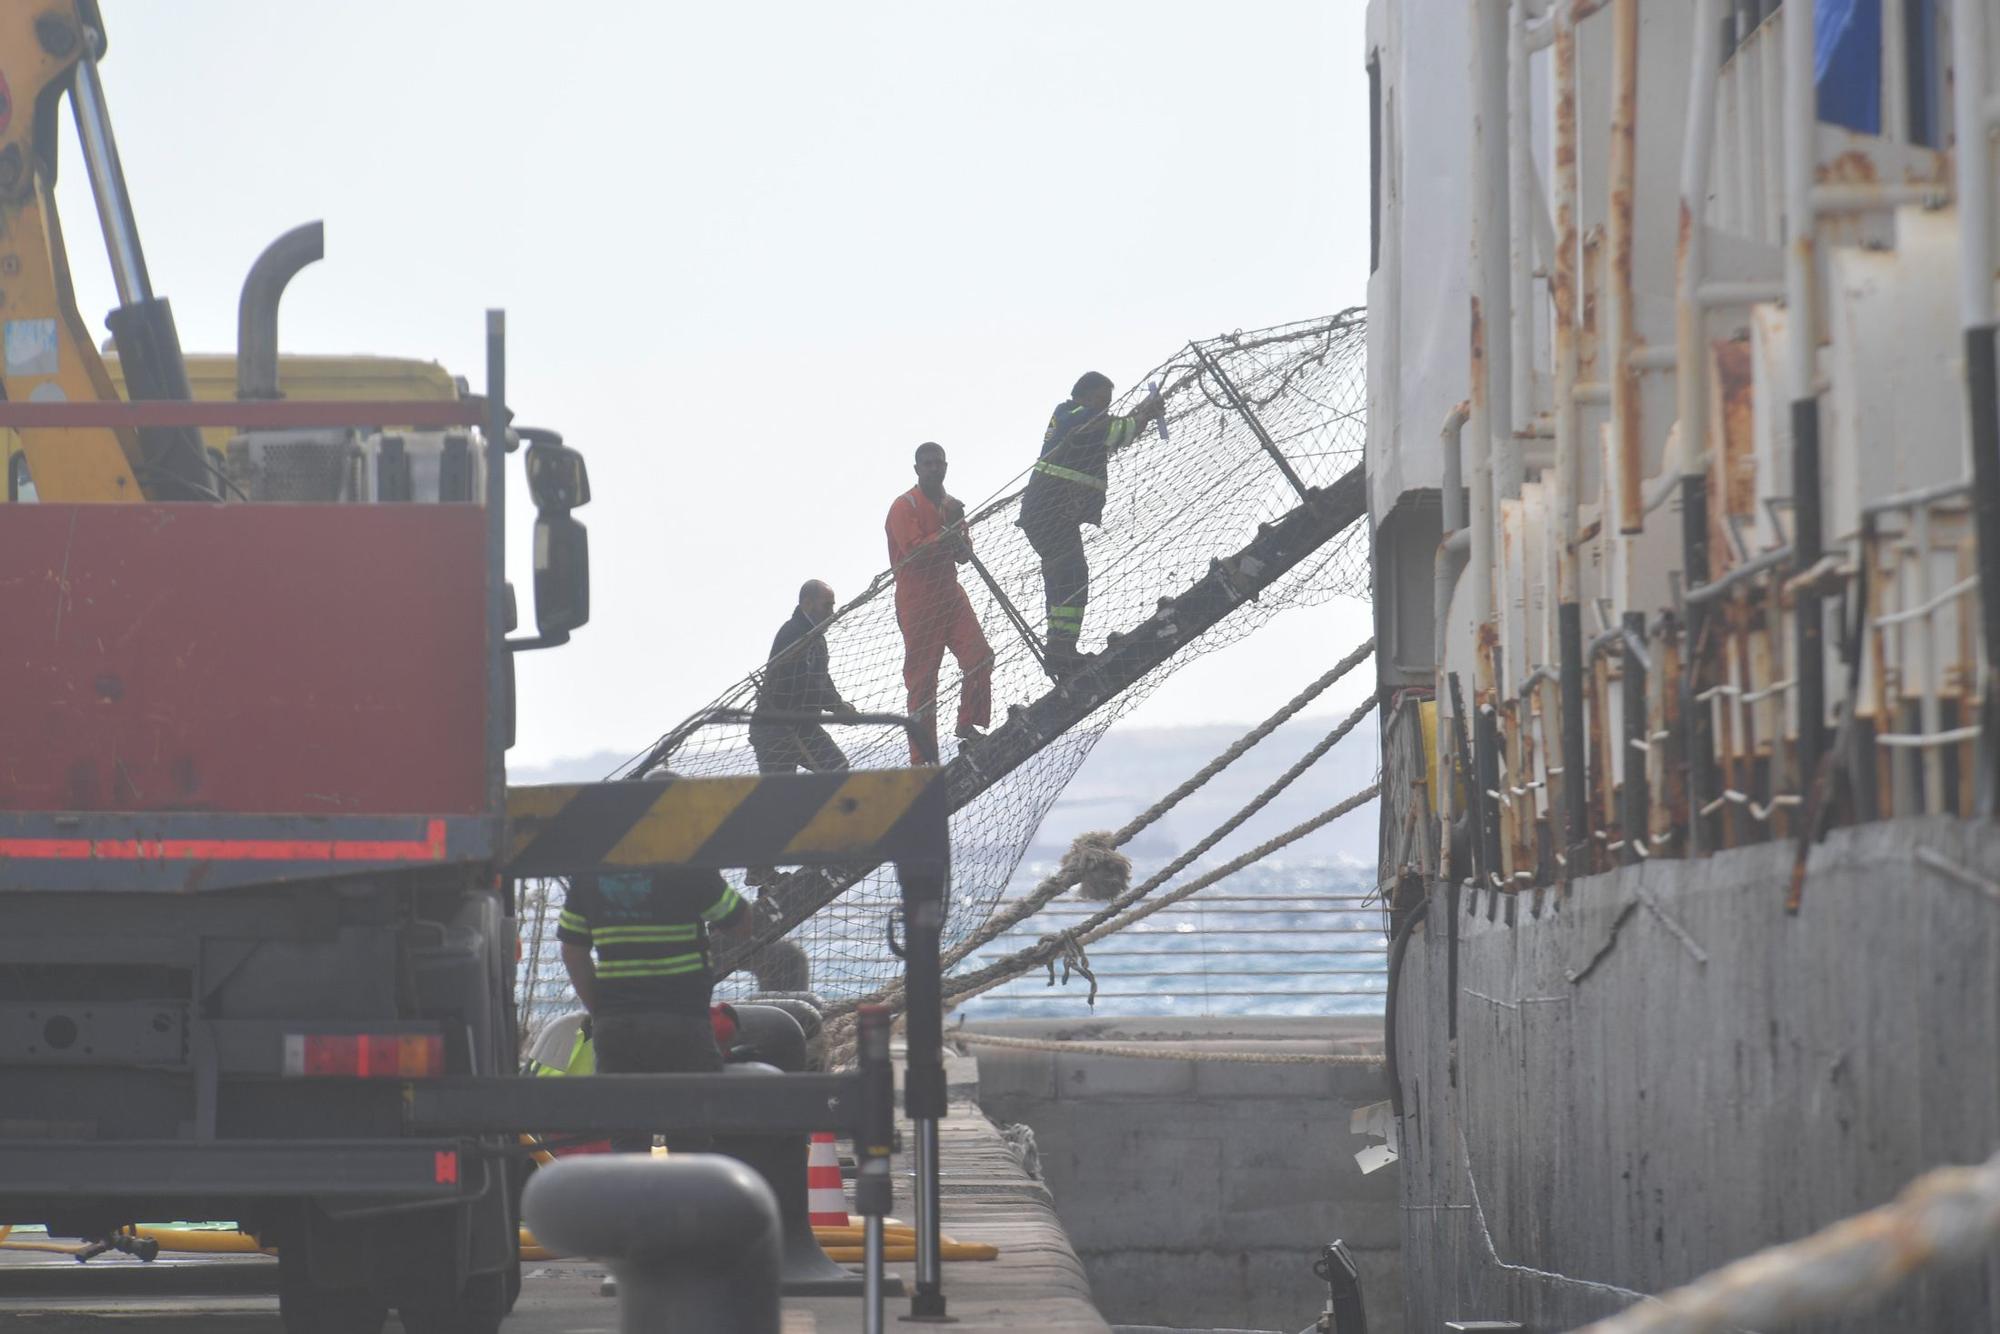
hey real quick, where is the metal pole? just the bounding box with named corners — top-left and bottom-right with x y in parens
top-left (914, 1118), bottom-right (942, 1298)
top-left (1482, 0), bottom-right (1517, 508)
top-left (1508, 0), bottom-right (1535, 436)
top-left (1678, 0), bottom-right (1725, 853)
top-left (67, 37), bottom-right (152, 307)
top-left (960, 545), bottom-right (1049, 673)
top-left (1553, 1), bottom-right (1589, 873)
top-left (1465, 0), bottom-right (1511, 887)
top-left (854, 1006), bottom-right (895, 1334)
top-left (1437, 403), bottom-right (1472, 847)
top-left (1609, 0), bottom-right (1642, 537)
top-left (897, 858), bottom-right (950, 1320)
top-left (1880, 0), bottom-right (1909, 145)
top-left (1784, 0), bottom-right (1827, 786)
top-left (485, 311), bottom-right (510, 815)
top-left (863, 1216), bottom-right (885, 1334)
top-left (1193, 347), bottom-right (1310, 499)
top-left (1953, 0), bottom-right (2000, 812)
top-left (1621, 614), bottom-right (1649, 863)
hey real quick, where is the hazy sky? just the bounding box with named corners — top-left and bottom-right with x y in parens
top-left (64, 2), bottom-right (1373, 767)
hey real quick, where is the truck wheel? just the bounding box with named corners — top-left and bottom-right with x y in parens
top-left (277, 1248), bottom-right (389, 1334)
top-left (397, 1268), bottom-right (507, 1334)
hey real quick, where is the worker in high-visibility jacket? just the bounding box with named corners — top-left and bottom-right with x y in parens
top-left (886, 441), bottom-right (992, 764)
top-left (1018, 372), bottom-right (1164, 678)
top-left (558, 869), bottom-right (749, 1151)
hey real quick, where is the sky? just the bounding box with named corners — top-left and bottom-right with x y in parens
top-left (62, 1), bottom-right (1375, 768)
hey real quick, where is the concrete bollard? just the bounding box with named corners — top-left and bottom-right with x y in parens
top-left (522, 1153), bottom-right (781, 1334)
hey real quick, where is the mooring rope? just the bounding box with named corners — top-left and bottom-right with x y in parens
top-left (828, 673), bottom-right (1380, 1024)
top-left (942, 779), bottom-right (1380, 1007)
top-left (1571, 1146), bottom-right (2000, 1333)
top-left (951, 1030), bottom-right (1383, 1068)
top-left (942, 638), bottom-right (1375, 970)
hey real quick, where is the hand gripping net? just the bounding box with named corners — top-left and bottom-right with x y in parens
top-left (518, 312), bottom-right (1370, 1023)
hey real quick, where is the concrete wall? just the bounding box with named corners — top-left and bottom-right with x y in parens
top-left (970, 1016), bottom-right (1402, 1334)
top-left (1395, 817), bottom-right (2000, 1333)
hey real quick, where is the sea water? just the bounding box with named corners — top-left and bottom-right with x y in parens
top-left (951, 858), bottom-right (1386, 1020)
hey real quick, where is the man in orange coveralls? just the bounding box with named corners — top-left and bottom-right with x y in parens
top-left (886, 441), bottom-right (992, 763)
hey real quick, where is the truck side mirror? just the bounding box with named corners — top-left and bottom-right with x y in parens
top-left (533, 511), bottom-right (590, 641)
top-left (512, 433), bottom-right (591, 651)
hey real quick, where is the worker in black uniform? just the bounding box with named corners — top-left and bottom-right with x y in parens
top-left (1018, 371), bottom-right (1164, 677)
top-left (748, 579), bottom-right (850, 773)
top-left (557, 868), bottom-right (750, 1151)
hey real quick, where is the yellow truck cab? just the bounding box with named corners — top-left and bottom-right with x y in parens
top-left (4, 354), bottom-right (464, 502)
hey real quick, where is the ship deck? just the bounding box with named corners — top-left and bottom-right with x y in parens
top-left (0, 1051), bottom-right (1109, 1333)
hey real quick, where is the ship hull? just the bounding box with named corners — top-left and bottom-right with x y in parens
top-left (1393, 817), bottom-right (2000, 1331)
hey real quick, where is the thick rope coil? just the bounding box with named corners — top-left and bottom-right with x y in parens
top-left (1059, 832), bottom-right (1130, 903)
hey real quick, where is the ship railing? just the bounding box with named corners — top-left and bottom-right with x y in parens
top-left (1858, 480), bottom-right (1984, 818)
top-left (1420, 0), bottom-right (1999, 901)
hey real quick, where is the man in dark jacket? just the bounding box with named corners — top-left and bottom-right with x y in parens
top-left (1018, 372), bottom-right (1164, 677)
top-left (749, 579), bottom-right (850, 773)
top-left (558, 867), bottom-right (749, 1151)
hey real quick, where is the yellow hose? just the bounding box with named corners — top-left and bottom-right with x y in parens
top-left (5, 1220), bottom-right (998, 1266)
top-left (517, 1224), bottom-right (995, 1263)
top-left (821, 1243), bottom-right (999, 1263)
top-left (130, 1226), bottom-right (272, 1255)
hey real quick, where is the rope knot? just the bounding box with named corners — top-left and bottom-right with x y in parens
top-left (1060, 830), bottom-right (1130, 902)
top-left (1042, 930), bottom-right (1099, 1007)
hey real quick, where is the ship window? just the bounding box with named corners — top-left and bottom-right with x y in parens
top-left (1808, 0), bottom-right (1944, 146)
top-left (7, 451), bottom-right (35, 503)
top-left (1815, 0), bottom-right (1882, 135)
top-left (1368, 50), bottom-right (1382, 275)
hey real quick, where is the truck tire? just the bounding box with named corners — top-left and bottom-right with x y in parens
top-left (277, 1247), bottom-right (389, 1334)
top-left (396, 1268), bottom-right (507, 1334)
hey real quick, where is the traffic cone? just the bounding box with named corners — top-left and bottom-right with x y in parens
top-left (807, 1132), bottom-right (848, 1228)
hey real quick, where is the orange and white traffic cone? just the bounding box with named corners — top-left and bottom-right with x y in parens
top-left (807, 1132), bottom-right (848, 1228)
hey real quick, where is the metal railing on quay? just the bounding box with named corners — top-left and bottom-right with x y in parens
top-left (954, 885), bottom-right (1388, 1016)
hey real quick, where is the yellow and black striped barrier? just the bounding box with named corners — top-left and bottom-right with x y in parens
top-left (504, 769), bottom-right (948, 876)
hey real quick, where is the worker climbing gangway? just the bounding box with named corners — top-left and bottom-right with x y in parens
top-left (519, 312), bottom-right (1371, 1018)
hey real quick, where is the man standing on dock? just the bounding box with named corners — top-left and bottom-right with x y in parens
top-left (1019, 372), bottom-right (1164, 677)
top-left (888, 441), bottom-right (992, 763)
top-left (557, 869), bottom-right (749, 1152)
top-left (748, 579), bottom-right (850, 774)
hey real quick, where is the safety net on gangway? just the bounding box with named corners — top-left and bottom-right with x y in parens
top-left (518, 312), bottom-right (1370, 1023)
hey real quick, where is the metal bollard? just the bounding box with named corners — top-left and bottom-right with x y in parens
top-left (715, 1059), bottom-right (902, 1297)
top-left (729, 1003), bottom-right (812, 1073)
top-left (741, 994), bottom-right (828, 1069)
top-left (522, 1152), bottom-right (781, 1334)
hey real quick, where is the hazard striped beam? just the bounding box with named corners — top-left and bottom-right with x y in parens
top-left (504, 769), bottom-right (948, 877)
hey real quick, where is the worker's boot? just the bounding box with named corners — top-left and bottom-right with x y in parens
top-left (1043, 636), bottom-right (1086, 680)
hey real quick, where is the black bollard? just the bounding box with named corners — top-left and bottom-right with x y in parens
top-left (522, 1153), bottom-right (781, 1334)
top-left (741, 994), bottom-right (828, 1069)
top-left (714, 1061), bottom-right (902, 1297)
top-left (729, 1004), bottom-right (811, 1074)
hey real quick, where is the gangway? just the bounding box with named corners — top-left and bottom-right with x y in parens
top-left (551, 314), bottom-right (1372, 1006)
top-left (713, 461), bottom-right (1366, 975)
